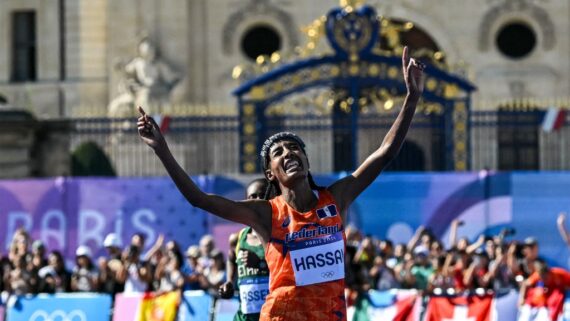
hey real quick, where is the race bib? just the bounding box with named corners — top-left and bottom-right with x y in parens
top-left (289, 232), bottom-right (345, 286)
top-left (238, 276), bottom-right (270, 314)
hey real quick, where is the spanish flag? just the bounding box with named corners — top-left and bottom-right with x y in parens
top-left (136, 291), bottom-right (181, 321)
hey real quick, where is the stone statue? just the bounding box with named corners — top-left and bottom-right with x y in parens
top-left (108, 38), bottom-right (180, 117)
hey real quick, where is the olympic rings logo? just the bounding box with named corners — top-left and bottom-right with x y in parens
top-left (29, 310), bottom-right (87, 321)
top-left (321, 271), bottom-right (335, 279)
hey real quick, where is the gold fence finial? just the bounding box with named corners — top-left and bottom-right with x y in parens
top-left (340, 0), bottom-right (364, 8)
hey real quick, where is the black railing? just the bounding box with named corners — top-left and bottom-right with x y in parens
top-left (70, 110), bottom-right (570, 176)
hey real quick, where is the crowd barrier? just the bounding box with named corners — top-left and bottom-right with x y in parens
top-left (5, 293), bottom-right (112, 321)
top-left (2, 289), bottom-right (570, 321)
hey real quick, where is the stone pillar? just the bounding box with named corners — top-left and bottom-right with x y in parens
top-left (0, 110), bottom-right (37, 178)
top-left (0, 109), bottom-right (71, 178)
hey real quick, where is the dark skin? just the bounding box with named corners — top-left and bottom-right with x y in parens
top-left (218, 181), bottom-right (266, 299)
top-left (137, 46), bottom-right (425, 248)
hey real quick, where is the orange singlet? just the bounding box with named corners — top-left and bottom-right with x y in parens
top-left (260, 190), bottom-right (347, 321)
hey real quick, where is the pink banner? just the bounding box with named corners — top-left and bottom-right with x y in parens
top-left (113, 293), bottom-right (143, 321)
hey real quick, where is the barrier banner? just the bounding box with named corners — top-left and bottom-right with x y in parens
top-left (494, 290), bottom-right (519, 321)
top-left (6, 293), bottom-right (112, 321)
top-left (176, 291), bottom-right (212, 321)
top-left (351, 289), bottom-right (420, 321)
top-left (0, 177), bottom-right (213, 260)
top-left (425, 293), bottom-right (494, 321)
top-left (113, 293), bottom-right (144, 321)
top-left (214, 298), bottom-right (240, 321)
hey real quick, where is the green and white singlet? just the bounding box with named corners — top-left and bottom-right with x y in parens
top-left (234, 227), bottom-right (270, 321)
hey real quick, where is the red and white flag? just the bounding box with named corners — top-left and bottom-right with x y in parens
top-left (518, 287), bottom-right (566, 321)
top-left (425, 294), bottom-right (494, 321)
top-left (349, 289), bottom-right (420, 321)
top-left (542, 107), bottom-right (566, 132)
top-left (152, 114), bottom-right (172, 134)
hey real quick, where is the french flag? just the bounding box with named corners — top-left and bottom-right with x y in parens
top-left (152, 114), bottom-right (172, 134)
top-left (541, 107), bottom-right (565, 133)
top-left (316, 204), bottom-right (338, 219)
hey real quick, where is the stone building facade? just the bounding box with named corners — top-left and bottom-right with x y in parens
top-left (0, 0), bottom-right (569, 174)
top-left (1, 0), bottom-right (568, 116)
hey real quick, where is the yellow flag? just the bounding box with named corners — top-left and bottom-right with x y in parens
top-left (136, 291), bottom-right (181, 321)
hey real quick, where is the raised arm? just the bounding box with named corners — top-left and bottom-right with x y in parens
top-left (557, 212), bottom-right (570, 247)
top-left (466, 234), bottom-right (485, 254)
top-left (137, 107), bottom-right (272, 240)
top-left (448, 219), bottom-right (462, 249)
top-left (329, 47), bottom-right (425, 215)
top-left (406, 225), bottom-right (425, 251)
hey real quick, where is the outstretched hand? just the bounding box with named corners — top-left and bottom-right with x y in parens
top-left (402, 46), bottom-right (426, 99)
top-left (137, 106), bottom-right (166, 151)
top-left (558, 212), bottom-right (567, 226)
top-left (219, 281), bottom-right (235, 299)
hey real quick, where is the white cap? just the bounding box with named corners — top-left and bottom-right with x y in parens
top-left (103, 233), bottom-right (122, 248)
top-left (413, 245), bottom-right (429, 256)
top-left (76, 245), bottom-right (92, 257)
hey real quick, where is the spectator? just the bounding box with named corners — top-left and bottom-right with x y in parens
top-left (103, 233), bottom-right (123, 260)
top-left (8, 254), bottom-right (34, 295)
top-left (131, 233), bottom-right (147, 252)
top-left (428, 254), bottom-right (454, 293)
top-left (183, 245), bottom-right (203, 290)
top-left (409, 246), bottom-right (433, 291)
top-left (0, 256), bottom-right (11, 293)
top-left (119, 245), bottom-right (151, 293)
top-left (354, 236), bottom-right (376, 270)
top-left (156, 245), bottom-right (185, 293)
top-left (71, 246), bottom-right (99, 292)
top-left (463, 250), bottom-right (491, 290)
top-left (450, 249), bottom-right (469, 292)
top-left (203, 250), bottom-right (226, 296)
top-left (407, 225), bottom-right (426, 252)
top-left (379, 240), bottom-right (394, 259)
top-left (484, 237), bottom-right (496, 261)
top-left (394, 252), bottom-right (415, 289)
top-left (486, 244), bottom-right (516, 291)
top-left (392, 243), bottom-right (407, 267)
top-left (369, 254), bottom-right (400, 290)
top-left (519, 259), bottom-right (570, 307)
top-left (98, 233), bottom-right (125, 294)
top-left (345, 225), bottom-right (363, 248)
top-left (98, 257), bottom-right (124, 295)
top-left (38, 251), bottom-right (71, 293)
top-left (31, 240), bottom-right (48, 273)
top-left (430, 240), bottom-right (445, 258)
top-left (512, 237), bottom-right (540, 279)
top-left (344, 243), bottom-right (368, 294)
top-left (9, 228), bottom-right (31, 265)
top-left (198, 235), bottom-right (215, 271)
top-left (142, 234), bottom-right (165, 290)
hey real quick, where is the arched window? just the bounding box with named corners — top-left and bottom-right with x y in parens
top-left (241, 25), bottom-right (282, 61)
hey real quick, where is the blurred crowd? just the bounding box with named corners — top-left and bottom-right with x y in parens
top-left (0, 216), bottom-right (562, 299)
top-left (344, 220), bottom-right (536, 297)
top-left (0, 229), bottom-right (226, 298)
